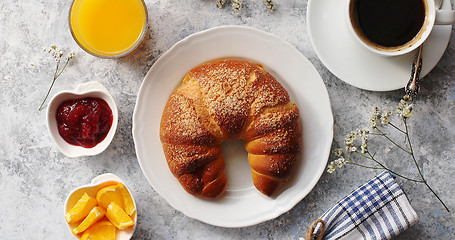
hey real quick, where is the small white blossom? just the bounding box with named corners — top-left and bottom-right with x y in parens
top-left (218, 0), bottom-right (275, 12)
top-left (66, 51), bottom-right (76, 61)
top-left (43, 45), bottom-right (63, 62)
top-left (361, 144), bottom-right (368, 154)
top-left (345, 130), bottom-right (358, 146)
top-left (344, 128), bottom-right (364, 148)
top-left (265, 0), bottom-right (275, 11)
top-left (361, 145), bottom-right (367, 154)
top-left (369, 107), bottom-right (380, 128)
top-left (381, 110), bottom-right (392, 124)
top-left (397, 100), bottom-right (406, 114)
top-left (397, 95), bottom-right (413, 119)
top-left (216, 0), bottom-right (225, 8)
top-left (344, 135), bottom-right (355, 146)
top-left (327, 157), bottom-right (347, 173)
top-left (397, 95), bottom-right (412, 116)
top-left (335, 158), bottom-right (347, 167)
top-left (360, 129), bottom-right (369, 154)
top-left (400, 104), bottom-right (413, 119)
top-left (333, 148), bottom-right (344, 157)
top-left (355, 128), bottom-right (363, 137)
top-left (232, 0), bottom-right (242, 13)
top-left (348, 146), bottom-right (357, 152)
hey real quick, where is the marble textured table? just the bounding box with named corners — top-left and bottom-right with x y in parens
top-left (1, 0), bottom-right (454, 239)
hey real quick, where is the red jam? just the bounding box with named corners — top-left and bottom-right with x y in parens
top-left (56, 97), bottom-right (113, 148)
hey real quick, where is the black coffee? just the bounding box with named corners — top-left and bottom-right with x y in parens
top-left (353, 0), bottom-right (426, 47)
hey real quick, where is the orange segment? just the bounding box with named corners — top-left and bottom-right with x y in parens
top-left (105, 202), bottom-right (134, 230)
top-left (65, 192), bottom-right (97, 224)
top-left (117, 183), bottom-right (135, 216)
top-left (80, 220), bottom-right (116, 240)
top-left (96, 185), bottom-right (124, 209)
top-left (72, 206), bottom-right (106, 235)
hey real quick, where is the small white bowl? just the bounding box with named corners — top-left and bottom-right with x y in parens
top-left (64, 173), bottom-right (137, 239)
top-left (47, 81), bottom-right (118, 158)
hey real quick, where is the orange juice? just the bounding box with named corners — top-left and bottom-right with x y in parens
top-left (70, 0), bottom-right (147, 57)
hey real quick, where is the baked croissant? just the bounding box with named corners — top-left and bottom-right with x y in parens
top-left (160, 58), bottom-right (302, 199)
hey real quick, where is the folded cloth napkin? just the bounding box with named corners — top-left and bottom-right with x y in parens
top-left (302, 171), bottom-right (418, 240)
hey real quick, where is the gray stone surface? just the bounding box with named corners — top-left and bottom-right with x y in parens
top-left (0, 0), bottom-right (454, 239)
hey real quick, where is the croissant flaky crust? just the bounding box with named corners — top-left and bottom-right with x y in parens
top-left (160, 58), bottom-right (302, 199)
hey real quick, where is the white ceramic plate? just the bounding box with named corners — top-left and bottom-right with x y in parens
top-left (132, 26), bottom-right (333, 228)
top-left (307, 0), bottom-right (452, 91)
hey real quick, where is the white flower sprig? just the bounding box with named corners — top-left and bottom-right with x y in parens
top-left (39, 46), bottom-right (75, 110)
top-left (328, 95), bottom-right (449, 212)
top-left (216, 0), bottom-right (275, 13)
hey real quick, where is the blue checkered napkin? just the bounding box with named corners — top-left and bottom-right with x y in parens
top-left (303, 171), bottom-right (418, 240)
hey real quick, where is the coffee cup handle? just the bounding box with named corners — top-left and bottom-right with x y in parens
top-left (435, 10), bottom-right (455, 25)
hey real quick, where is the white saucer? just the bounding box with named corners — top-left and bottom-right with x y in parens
top-left (307, 0), bottom-right (452, 91)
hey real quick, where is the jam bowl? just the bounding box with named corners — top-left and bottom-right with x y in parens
top-left (47, 81), bottom-right (118, 158)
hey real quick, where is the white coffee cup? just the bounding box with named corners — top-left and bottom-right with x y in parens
top-left (346, 0), bottom-right (455, 56)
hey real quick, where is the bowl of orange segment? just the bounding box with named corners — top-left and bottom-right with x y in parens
top-left (64, 173), bottom-right (137, 239)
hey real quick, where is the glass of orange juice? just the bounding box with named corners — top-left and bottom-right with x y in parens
top-left (69, 0), bottom-right (148, 58)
